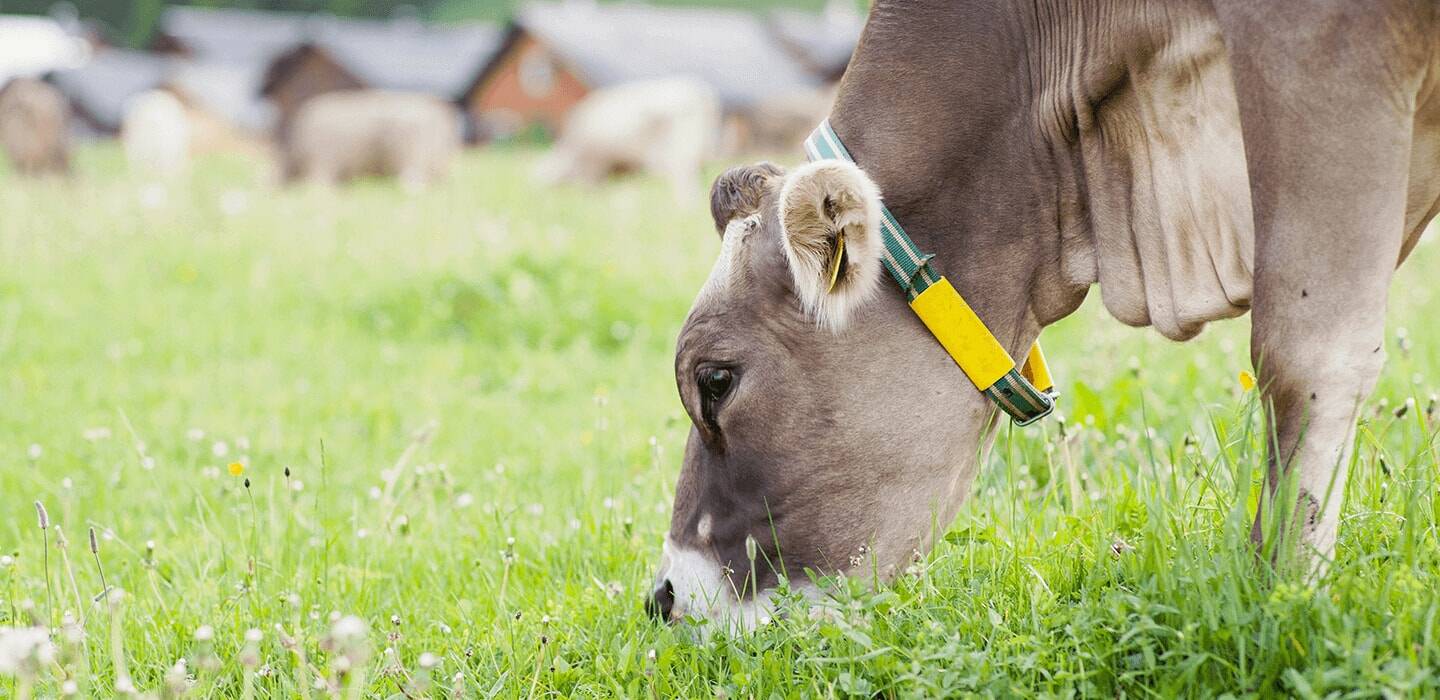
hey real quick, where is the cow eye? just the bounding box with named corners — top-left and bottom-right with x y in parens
top-left (698, 367), bottom-right (734, 403)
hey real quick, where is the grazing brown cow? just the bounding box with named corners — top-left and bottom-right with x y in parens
top-left (650, 0), bottom-right (1440, 628)
top-left (281, 90), bottom-right (461, 189)
top-left (0, 78), bottom-right (70, 177)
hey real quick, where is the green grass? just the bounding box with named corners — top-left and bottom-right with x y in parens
top-left (1, 145), bottom-right (1438, 698)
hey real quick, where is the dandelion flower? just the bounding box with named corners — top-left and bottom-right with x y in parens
top-left (1238, 370), bottom-right (1256, 392)
top-left (228, 462), bottom-right (245, 477)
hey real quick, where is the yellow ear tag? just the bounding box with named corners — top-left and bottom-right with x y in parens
top-left (825, 232), bottom-right (846, 293)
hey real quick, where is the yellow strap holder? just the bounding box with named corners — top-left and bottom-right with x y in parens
top-left (1021, 342), bottom-right (1054, 394)
top-left (908, 277), bottom-right (1015, 390)
top-left (909, 276), bottom-right (1053, 396)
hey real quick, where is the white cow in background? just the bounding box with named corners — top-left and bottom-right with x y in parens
top-left (122, 90), bottom-right (190, 177)
top-left (281, 90), bottom-right (462, 191)
top-left (535, 77), bottom-right (720, 201)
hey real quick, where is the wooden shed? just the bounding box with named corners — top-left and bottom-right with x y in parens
top-left (462, 1), bottom-right (862, 142)
top-left (260, 18), bottom-right (501, 139)
top-left (461, 27), bottom-right (590, 138)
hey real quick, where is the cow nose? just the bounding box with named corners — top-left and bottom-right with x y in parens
top-left (646, 578), bottom-right (676, 622)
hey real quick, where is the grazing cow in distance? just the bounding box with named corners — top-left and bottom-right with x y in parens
top-left (729, 87), bottom-right (835, 156)
top-left (0, 78), bottom-right (70, 177)
top-left (534, 77), bottom-right (720, 201)
top-left (122, 90), bottom-right (191, 177)
top-left (649, 0), bottom-right (1440, 629)
top-left (281, 90), bottom-right (461, 190)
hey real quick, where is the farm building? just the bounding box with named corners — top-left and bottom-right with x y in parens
top-left (462, 1), bottom-right (862, 145)
top-left (260, 18), bottom-right (502, 138)
top-left (155, 7), bottom-right (499, 138)
top-left (151, 6), bottom-right (308, 64)
top-left (47, 48), bottom-right (167, 135)
top-left (49, 46), bottom-right (273, 154)
top-left (146, 7), bottom-right (301, 138)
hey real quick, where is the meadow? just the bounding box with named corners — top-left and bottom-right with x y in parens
top-left (2, 145), bottom-right (1439, 698)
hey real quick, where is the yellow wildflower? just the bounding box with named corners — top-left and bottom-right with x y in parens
top-left (228, 462), bottom-right (245, 477)
top-left (1238, 370), bottom-right (1256, 392)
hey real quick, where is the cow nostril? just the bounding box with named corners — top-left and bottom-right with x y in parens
top-left (646, 578), bottom-right (676, 622)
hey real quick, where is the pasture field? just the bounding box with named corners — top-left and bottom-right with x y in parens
top-left (2, 146), bottom-right (1439, 698)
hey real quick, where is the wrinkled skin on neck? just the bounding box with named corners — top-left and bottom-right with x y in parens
top-left (655, 0), bottom-right (1259, 625)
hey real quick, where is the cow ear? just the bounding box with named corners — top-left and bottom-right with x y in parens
top-left (778, 160), bottom-right (884, 330)
top-left (709, 162), bottom-right (784, 235)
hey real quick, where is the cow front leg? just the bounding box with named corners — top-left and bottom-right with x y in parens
top-left (1212, 1), bottom-right (1423, 572)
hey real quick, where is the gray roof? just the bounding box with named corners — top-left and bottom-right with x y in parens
top-left (49, 46), bottom-right (277, 134)
top-left (304, 18), bottom-right (503, 98)
top-left (48, 48), bottom-right (168, 132)
top-left (165, 60), bottom-right (276, 133)
top-left (766, 6), bottom-right (864, 81)
top-left (515, 2), bottom-right (827, 110)
top-left (162, 7), bottom-right (500, 100)
top-left (157, 6), bottom-right (308, 65)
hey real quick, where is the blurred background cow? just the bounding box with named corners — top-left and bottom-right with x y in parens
top-left (0, 1), bottom-right (861, 187)
top-left (0, 77), bottom-right (71, 176)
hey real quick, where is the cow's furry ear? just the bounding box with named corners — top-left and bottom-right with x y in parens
top-left (709, 162), bottom-right (784, 235)
top-left (779, 160), bottom-right (884, 330)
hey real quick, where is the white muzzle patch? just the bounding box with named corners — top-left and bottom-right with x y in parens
top-left (655, 538), bottom-right (816, 634)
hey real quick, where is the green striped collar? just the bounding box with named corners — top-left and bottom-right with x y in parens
top-left (803, 120), bottom-right (1056, 426)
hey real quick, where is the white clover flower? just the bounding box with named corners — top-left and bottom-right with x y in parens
top-left (331, 615), bottom-right (367, 644)
top-left (455, 492), bottom-right (474, 508)
top-left (0, 626), bottom-right (56, 675)
top-left (27, 444), bottom-right (42, 460)
top-left (419, 652), bottom-right (440, 669)
top-left (211, 441), bottom-right (229, 457)
top-left (139, 183), bottom-right (168, 210)
top-left (220, 189), bottom-right (250, 217)
top-left (194, 625), bottom-right (214, 642)
top-left (82, 427), bottom-right (112, 441)
top-left (245, 628), bottom-right (262, 643)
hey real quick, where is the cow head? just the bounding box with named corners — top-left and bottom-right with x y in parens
top-left (650, 161), bottom-right (1000, 629)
